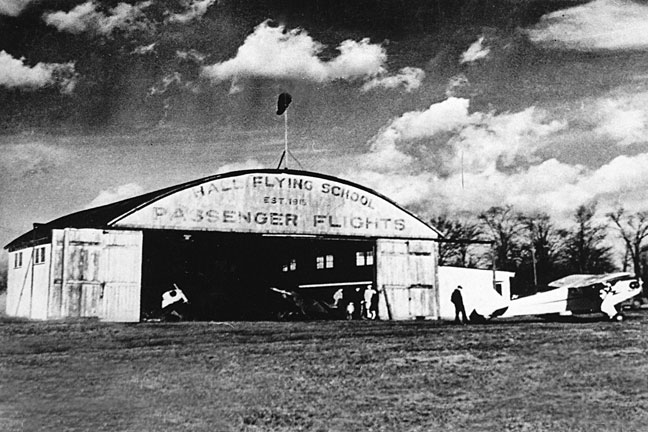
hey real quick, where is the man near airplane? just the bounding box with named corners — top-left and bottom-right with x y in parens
top-left (451, 285), bottom-right (468, 324)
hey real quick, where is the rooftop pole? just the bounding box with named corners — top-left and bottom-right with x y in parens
top-left (284, 108), bottom-right (288, 169)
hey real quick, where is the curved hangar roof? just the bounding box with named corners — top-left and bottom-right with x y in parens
top-left (6, 169), bottom-right (440, 250)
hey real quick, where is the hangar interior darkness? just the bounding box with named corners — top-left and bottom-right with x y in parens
top-left (141, 230), bottom-right (375, 320)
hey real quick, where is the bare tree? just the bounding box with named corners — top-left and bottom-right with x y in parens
top-left (607, 207), bottom-right (648, 278)
top-left (521, 212), bottom-right (567, 285)
top-left (478, 205), bottom-right (525, 272)
top-left (430, 214), bottom-right (481, 267)
top-left (562, 202), bottom-right (615, 274)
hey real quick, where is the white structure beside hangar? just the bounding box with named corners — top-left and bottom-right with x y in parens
top-left (5, 169), bottom-right (444, 322)
top-left (438, 266), bottom-right (514, 321)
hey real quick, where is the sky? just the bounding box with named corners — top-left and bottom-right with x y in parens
top-left (2, 0), bottom-right (648, 265)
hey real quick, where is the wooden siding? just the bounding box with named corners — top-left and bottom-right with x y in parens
top-left (49, 229), bottom-right (142, 322)
top-left (6, 245), bottom-right (51, 319)
top-left (375, 239), bottom-right (438, 320)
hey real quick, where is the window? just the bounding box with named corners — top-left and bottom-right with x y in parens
top-left (34, 247), bottom-right (46, 264)
top-left (316, 254), bottom-right (334, 269)
top-left (355, 250), bottom-right (374, 266)
top-left (14, 251), bottom-right (23, 268)
top-left (282, 259), bottom-right (297, 272)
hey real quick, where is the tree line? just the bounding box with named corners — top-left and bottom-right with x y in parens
top-left (431, 202), bottom-right (648, 297)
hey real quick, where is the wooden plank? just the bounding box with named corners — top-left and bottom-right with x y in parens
top-left (376, 239), bottom-right (438, 320)
top-left (81, 283), bottom-right (101, 317)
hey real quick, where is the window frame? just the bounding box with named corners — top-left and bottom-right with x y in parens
top-left (316, 254), bottom-right (334, 269)
top-left (14, 251), bottom-right (23, 268)
top-left (34, 246), bottom-right (47, 265)
top-left (355, 250), bottom-right (374, 267)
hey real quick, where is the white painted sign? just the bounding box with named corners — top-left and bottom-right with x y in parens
top-left (112, 172), bottom-right (437, 239)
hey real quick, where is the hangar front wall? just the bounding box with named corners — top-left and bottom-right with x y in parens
top-left (112, 172), bottom-right (437, 240)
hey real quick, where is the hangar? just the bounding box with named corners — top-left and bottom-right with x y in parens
top-left (4, 169), bottom-right (443, 322)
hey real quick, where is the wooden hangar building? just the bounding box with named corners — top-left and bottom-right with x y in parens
top-left (4, 169), bottom-right (443, 322)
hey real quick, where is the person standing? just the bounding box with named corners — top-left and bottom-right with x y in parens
top-left (451, 285), bottom-right (467, 324)
top-left (363, 285), bottom-right (377, 319)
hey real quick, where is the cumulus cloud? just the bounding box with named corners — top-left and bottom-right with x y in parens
top-left (361, 67), bottom-right (425, 92)
top-left (349, 149), bottom-right (648, 229)
top-left (460, 36), bottom-right (490, 63)
top-left (87, 183), bottom-right (145, 208)
top-left (0, 142), bottom-right (71, 178)
top-left (167, 0), bottom-right (216, 24)
top-left (0, 51), bottom-right (76, 91)
top-left (367, 97), bottom-right (566, 174)
top-left (43, 1), bottom-right (152, 36)
top-left (201, 21), bottom-right (386, 86)
top-left (0, 0), bottom-right (32, 16)
top-left (345, 96), bottom-right (648, 229)
top-left (527, 0), bottom-right (648, 50)
top-left (349, 170), bottom-right (435, 207)
top-left (593, 98), bottom-right (648, 146)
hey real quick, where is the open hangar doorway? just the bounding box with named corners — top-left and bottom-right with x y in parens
top-left (140, 229), bottom-right (376, 321)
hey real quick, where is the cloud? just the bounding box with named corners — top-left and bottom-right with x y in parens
top-left (346, 97), bottom-right (619, 225)
top-left (132, 43), bottom-right (156, 55)
top-left (593, 98), bottom-right (648, 146)
top-left (367, 97), bottom-right (566, 174)
top-left (201, 21), bottom-right (386, 85)
top-left (214, 159), bottom-right (263, 174)
top-left (87, 183), bottom-right (145, 208)
top-left (445, 74), bottom-right (470, 97)
top-left (0, 51), bottom-right (76, 91)
top-left (527, 0), bottom-right (648, 50)
top-left (460, 36), bottom-right (490, 63)
top-left (43, 1), bottom-right (152, 36)
top-left (348, 150), bottom-right (648, 229)
top-left (167, 0), bottom-right (216, 24)
top-left (0, 0), bottom-right (32, 16)
top-left (0, 142), bottom-right (71, 178)
top-left (148, 72), bottom-right (183, 96)
top-left (361, 67), bottom-right (425, 92)
top-left (176, 49), bottom-right (206, 63)
top-left (348, 94), bottom-right (648, 227)
top-left (348, 170), bottom-right (435, 207)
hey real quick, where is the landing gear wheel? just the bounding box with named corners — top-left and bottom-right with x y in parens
top-left (612, 313), bottom-right (625, 322)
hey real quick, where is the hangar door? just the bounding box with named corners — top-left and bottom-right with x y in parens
top-left (376, 239), bottom-right (438, 320)
top-left (49, 228), bottom-right (142, 322)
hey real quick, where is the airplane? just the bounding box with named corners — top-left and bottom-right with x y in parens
top-left (474, 272), bottom-right (643, 322)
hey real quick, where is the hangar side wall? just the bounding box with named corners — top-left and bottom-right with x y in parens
top-left (6, 244), bottom-right (51, 319)
top-left (376, 239), bottom-right (439, 320)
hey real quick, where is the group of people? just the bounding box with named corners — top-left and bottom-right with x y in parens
top-left (333, 285), bottom-right (378, 320)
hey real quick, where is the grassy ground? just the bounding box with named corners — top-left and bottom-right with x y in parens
top-left (1, 313), bottom-right (648, 432)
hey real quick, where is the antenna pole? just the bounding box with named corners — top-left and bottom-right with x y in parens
top-left (461, 148), bottom-right (464, 189)
top-left (284, 110), bottom-right (288, 169)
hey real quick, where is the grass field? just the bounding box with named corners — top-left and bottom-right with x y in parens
top-left (1, 313), bottom-right (648, 432)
